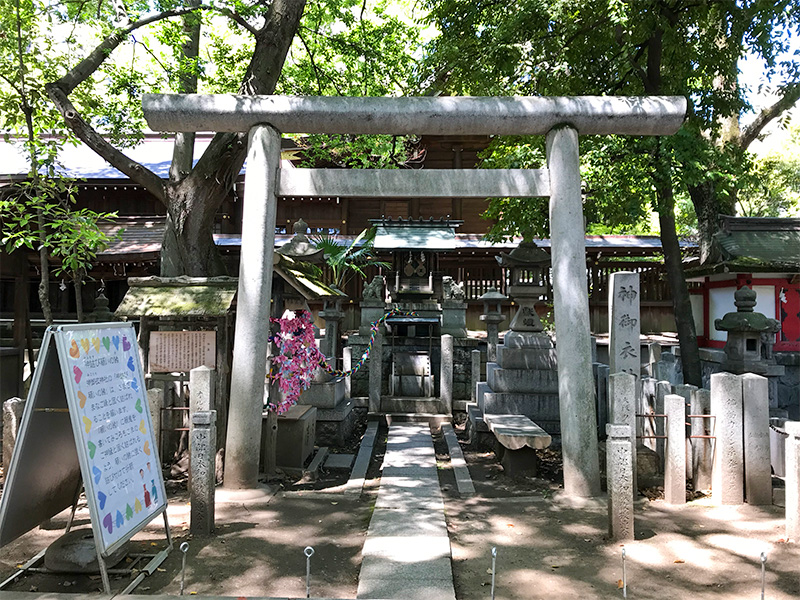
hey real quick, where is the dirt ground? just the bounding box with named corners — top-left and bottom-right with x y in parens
top-left (0, 419), bottom-right (798, 599)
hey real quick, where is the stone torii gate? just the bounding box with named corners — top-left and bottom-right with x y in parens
top-left (142, 94), bottom-right (686, 498)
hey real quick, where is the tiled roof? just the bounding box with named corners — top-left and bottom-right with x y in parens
top-left (99, 217), bottom-right (694, 262)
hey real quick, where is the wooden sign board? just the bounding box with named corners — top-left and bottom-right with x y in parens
top-left (148, 330), bottom-right (216, 373)
top-left (0, 323), bottom-right (167, 558)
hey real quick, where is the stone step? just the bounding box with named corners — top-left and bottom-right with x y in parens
top-left (381, 396), bottom-right (446, 414)
top-left (371, 412), bottom-right (453, 428)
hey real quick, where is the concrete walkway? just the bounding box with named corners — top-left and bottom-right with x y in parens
top-left (356, 423), bottom-right (456, 600)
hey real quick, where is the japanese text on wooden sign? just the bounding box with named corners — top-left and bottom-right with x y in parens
top-left (148, 331), bottom-right (216, 373)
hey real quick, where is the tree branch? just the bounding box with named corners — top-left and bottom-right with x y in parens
top-left (53, 5), bottom-right (256, 94)
top-left (219, 8), bottom-right (258, 36)
top-left (738, 81), bottom-right (800, 150)
top-left (45, 83), bottom-right (166, 203)
top-left (182, 0), bottom-right (307, 201)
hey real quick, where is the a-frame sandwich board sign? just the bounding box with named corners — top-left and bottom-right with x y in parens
top-left (0, 322), bottom-right (170, 592)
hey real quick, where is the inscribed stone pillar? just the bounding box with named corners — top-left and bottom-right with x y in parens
top-left (741, 373), bottom-right (771, 505)
top-left (606, 424), bottom-right (634, 541)
top-left (546, 125), bottom-right (601, 498)
top-left (146, 388), bottom-right (164, 459)
top-left (609, 372), bottom-right (637, 497)
top-left (691, 388), bottom-right (712, 491)
top-left (225, 124), bottom-right (281, 489)
top-left (664, 394), bottom-right (686, 505)
top-left (190, 410), bottom-right (216, 535)
top-left (2, 397), bottom-right (25, 470)
top-left (609, 271), bottom-right (641, 379)
top-left (441, 335), bottom-right (454, 414)
top-left (368, 332), bottom-right (382, 414)
top-left (190, 366), bottom-right (215, 441)
top-left (785, 421), bottom-right (800, 542)
top-left (471, 349), bottom-right (481, 402)
top-left (711, 372), bottom-right (744, 505)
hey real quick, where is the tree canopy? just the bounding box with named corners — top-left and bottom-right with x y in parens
top-left (418, 0), bottom-right (800, 386)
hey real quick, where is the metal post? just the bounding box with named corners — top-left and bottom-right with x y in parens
top-left (304, 546), bottom-right (315, 598)
top-left (622, 547), bottom-right (627, 598)
top-left (490, 546), bottom-right (497, 600)
top-left (179, 542), bottom-right (189, 595)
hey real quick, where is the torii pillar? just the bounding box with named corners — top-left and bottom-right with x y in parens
top-left (142, 94), bottom-right (686, 495)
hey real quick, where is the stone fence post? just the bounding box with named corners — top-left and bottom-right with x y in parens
top-left (691, 388), bottom-right (712, 492)
top-left (786, 421), bottom-right (800, 542)
top-left (711, 372), bottom-right (743, 505)
top-left (441, 335), bottom-right (454, 414)
top-left (654, 381), bottom-right (670, 466)
top-left (191, 410), bottom-right (217, 536)
top-left (471, 349), bottom-right (481, 402)
top-left (343, 346), bottom-right (352, 399)
top-left (190, 366), bottom-right (216, 442)
top-left (664, 393), bottom-right (686, 505)
top-left (742, 373), bottom-right (771, 505)
top-left (606, 424), bottom-right (634, 541)
top-left (146, 388), bottom-right (164, 459)
top-left (2, 397), bottom-right (25, 469)
top-left (368, 332), bottom-right (382, 414)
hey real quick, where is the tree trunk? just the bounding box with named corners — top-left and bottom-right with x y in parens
top-left (158, 0), bottom-right (307, 276)
top-left (73, 272), bottom-right (84, 323)
top-left (688, 181), bottom-right (721, 264)
top-left (169, 0), bottom-right (201, 184)
top-left (36, 209), bottom-right (53, 325)
top-left (656, 179), bottom-right (702, 387)
top-left (161, 183), bottom-right (230, 276)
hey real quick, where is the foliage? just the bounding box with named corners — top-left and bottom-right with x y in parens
top-left (420, 0), bottom-right (800, 233)
top-left (312, 227), bottom-right (389, 290)
top-left (282, 0), bottom-right (425, 168)
top-left (737, 124), bottom-right (800, 217)
top-left (0, 0), bottom-right (120, 321)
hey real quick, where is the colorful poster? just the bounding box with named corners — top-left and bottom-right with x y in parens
top-left (56, 323), bottom-right (166, 555)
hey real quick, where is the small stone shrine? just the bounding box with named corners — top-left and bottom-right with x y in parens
top-left (715, 285), bottom-right (784, 408)
top-left (347, 217), bottom-right (476, 412)
top-left (469, 241), bottom-right (560, 438)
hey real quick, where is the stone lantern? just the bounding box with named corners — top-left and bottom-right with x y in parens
top-left (478, 288), bottom-right (508, 362)
top-left (496, 241), bottom-right (552, 349)
top-left (715, 286), bottom-right (782, 376)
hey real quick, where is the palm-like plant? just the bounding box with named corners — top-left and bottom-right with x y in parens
top-left (312, 228), bottom-right (389, 290)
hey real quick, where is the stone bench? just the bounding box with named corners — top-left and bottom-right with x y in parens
top-left (484, 414), bottom-right (552, 476)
